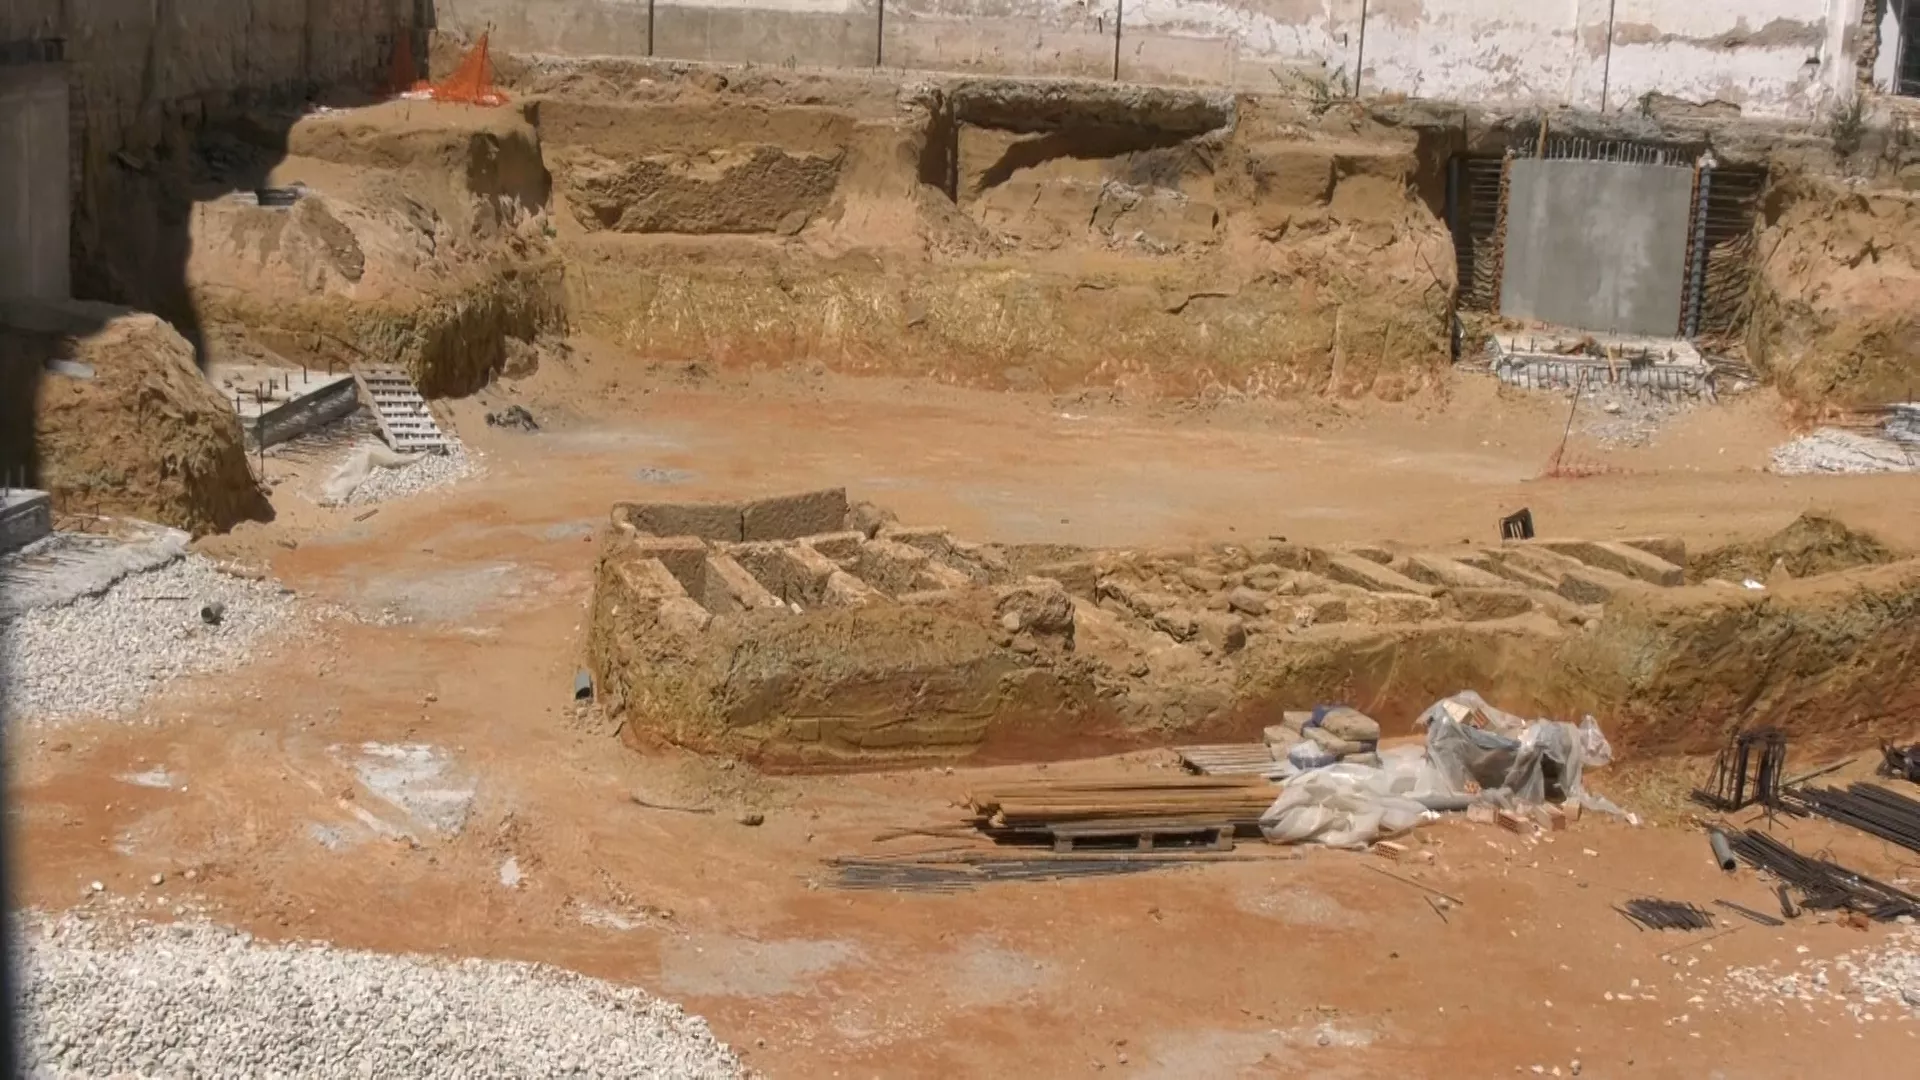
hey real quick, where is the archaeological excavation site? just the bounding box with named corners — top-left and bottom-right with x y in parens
top-left (4, 1), bottom-right (1920, 1076)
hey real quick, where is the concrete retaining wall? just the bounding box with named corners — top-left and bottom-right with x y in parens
top-left (444, 0), bottom-right (1884, 120)
top-left (0, 62), bottom-right (69, 301)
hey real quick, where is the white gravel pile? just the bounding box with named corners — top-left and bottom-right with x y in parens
top-left (1709, 925), bottom-right (1920, 1023)
top-left (1, 556), bottom-right (301, 724)
top-left (346, 442), bottom-right (477, 506)
top-left (1770, 429), bottom-right (1919, 475)
top-left (16, 916), bottom-right (746, 1079)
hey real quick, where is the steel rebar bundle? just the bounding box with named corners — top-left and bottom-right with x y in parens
top-left (1618, 898), bottom-right (1715, 931)
top-left (1721, 827), bottom-right (1920, 921)
top-left (1784, 783), bottom-right (1920, 854)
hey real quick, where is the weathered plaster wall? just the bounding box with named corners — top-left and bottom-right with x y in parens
top-left (445, 0), bottom-right (1884, 120)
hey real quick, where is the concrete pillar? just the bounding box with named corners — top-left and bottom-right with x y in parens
top-left (0, 61), bottom-right (70, 301)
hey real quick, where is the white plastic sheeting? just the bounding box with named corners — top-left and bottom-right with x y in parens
top-left (320, 444), bottom-right (421, 505)
top-left (1259, 746), bottom-right (1445, 848)
top-left (1259, 692), bottom-right (1624, 848)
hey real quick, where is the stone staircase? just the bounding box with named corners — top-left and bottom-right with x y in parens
top-left (355, 366), bottom-right (449, 453)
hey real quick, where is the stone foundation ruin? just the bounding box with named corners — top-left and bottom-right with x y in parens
top-left (591, 493), bottom-right (1920, 767)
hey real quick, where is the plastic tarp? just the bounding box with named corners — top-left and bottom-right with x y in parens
top-left (1260, 746), bottom-right (1447, 848)
top-left (1259, 693), bottom-right (1625, 847)
top-left (320, 444), bottom-right (420, 505)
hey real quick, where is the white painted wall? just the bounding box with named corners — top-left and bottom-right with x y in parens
top-left (438, 0), bottom-right (1893, 120)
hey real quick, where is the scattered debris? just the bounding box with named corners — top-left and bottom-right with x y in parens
top-left (1500, 508), bottom-right (1535, 541)
top-left (1882, 743), bottom-right (1920, 784)
top-left (829, 855), bottom-right (1210, 893)
top-left (631, 795), bottom-right (715, 815)
top-left (1712, 899), bottom-right (1785, 927)
top-left (1618, 898), bottom-right (1715, 931)
top-left (485, 405), bottom-right (540, 432)
top-left (1363, 862), bottom-right (1465, 907)
top-left (1770, 428), bottom-right (1917, 475)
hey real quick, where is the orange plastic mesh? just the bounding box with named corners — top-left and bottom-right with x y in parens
top-left (410, 33), bottom-right (508, 107)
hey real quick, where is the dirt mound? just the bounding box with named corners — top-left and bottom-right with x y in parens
top-left (1688, 512), bottom-right (1898, 583)
top-left (1751, 176), bottom-right (1920, 411)
top-left (4, 301), bottom-right (268, 535)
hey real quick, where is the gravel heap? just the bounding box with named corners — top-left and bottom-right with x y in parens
top-left (346, 442), bottom-right (477, 506)
top-left (1, 556), bottom-right (301, 724)
top-left (16, 915), bottom-right (746, 1079)
top-left (1771, 429), bottom-right (1919, 475)
top-left (1708, 925), bottom-right (1920, 1023)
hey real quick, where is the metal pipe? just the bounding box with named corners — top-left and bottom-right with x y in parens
top-left (1354, 0), bottom-right (1368, 99)
top-left (1601, 0), bottom-right (1618, 113)
top-left (1708, 828), bottom-right (1737, 872)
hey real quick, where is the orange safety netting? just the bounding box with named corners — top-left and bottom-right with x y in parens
top-left (403, 32), bottom-right (509, 107)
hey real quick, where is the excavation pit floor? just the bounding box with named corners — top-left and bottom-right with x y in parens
top-left (12, 359), bottom-right (1920, 1077)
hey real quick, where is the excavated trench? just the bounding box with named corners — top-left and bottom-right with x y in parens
top-left (590, 493), bottom-right (1920, 770)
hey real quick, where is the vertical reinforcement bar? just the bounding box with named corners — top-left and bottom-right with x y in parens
top-left (1112, 0), bottom-right (1124, 81)
top-left (1683, 164), bottom-right (1712, 339)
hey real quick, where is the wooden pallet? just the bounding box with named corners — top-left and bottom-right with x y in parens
top-left (1176, 744), bottom-right (1280, 776)
top-left (1048, 819), bottom-right (1236, 854)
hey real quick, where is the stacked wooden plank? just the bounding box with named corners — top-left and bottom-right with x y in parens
top-left (966, 776), bottom-right (1276, 831)
top-left (1175, 744), bottom-right (1280, 776)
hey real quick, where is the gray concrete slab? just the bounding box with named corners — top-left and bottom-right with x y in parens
top-left (207, 365), bottom-right (361, 449)
top-left (0, 489), bottom-right (53, 553)
top-left (1498, 159), bottom-right (1694, 338)
top-left (0, 62), bottom-right (71, 301)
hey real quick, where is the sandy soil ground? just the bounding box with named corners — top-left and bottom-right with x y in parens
top-left (12, 358), bottom-right (1920, 1078)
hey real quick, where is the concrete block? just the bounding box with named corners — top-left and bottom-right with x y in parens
top-left (704, 553), bottom-right (785, 614)
top-left (855, 537), bottom-right (931, 595)
top-left (823, 569), bottom-right (882, 607)
top-left (629, 535), bottom-right (710, 597)
top-left (879, 525), bottom-right (955, 560)
top-left (742, 488), bottom-right (849, 542)
top-left (1458, 550), bottom-right (1561, 592)
top-left (616, 557), bottom-right (693, 603)
top-left (0, 489), bottom-right (53, 552)
top-left (1539, 539), bottom-right (1684, 587)
top-left (1446, 589), bottom-right (1537, 622)
top-left (805, 530), bottom-right (866, 567)
top-left (1502, 547), bottom-right (1645, 605)
top-left (1033, 558), bottom-right (1100, 596)
top-left (1621, 536), bottom-right (1687, 569)
top-left (1343, 544), bottom-right (1395, 566)
top-left (914, 561), bottom-right (973, 592)
top-left (729, 541), bottom-right (838, 607)
top-left (1405, 553), bottom-right (1511, 591)
top-left (1324, 555), bottom-right (1440, 597)
top-left (616, 500), bottom-right (743, 541)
